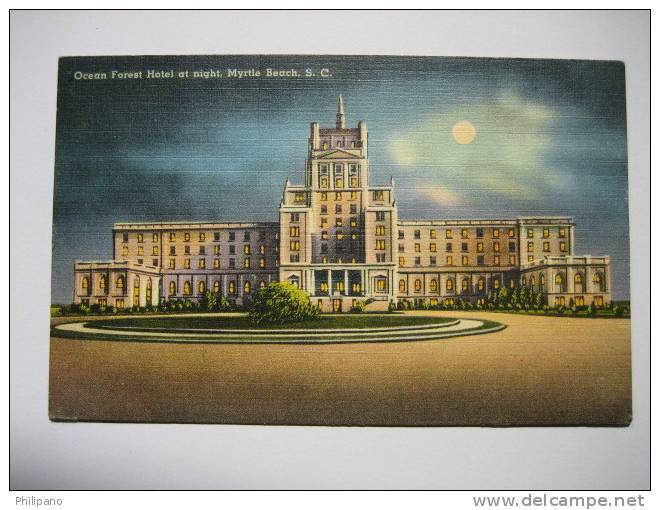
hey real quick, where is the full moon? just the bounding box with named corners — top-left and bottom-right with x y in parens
top-left (452, 121), bottom-right (477, 144)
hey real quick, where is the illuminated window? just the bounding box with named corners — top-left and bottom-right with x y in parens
top-left (335, 280), bottom-right (345, 292)
top-left (228, 281), bottom-right (236, 295)
top-left (336, 217), bottom-right (343, 227)
top-left (198, 281), bottom-right (206, 295)
top-left (461, 229), bottom-right (468, 239)
top-left (445, 229), bottom-right (453, 239)
top-left (244, 245), bottom-right (251, 255)
top-left (494, 255), bottom-right (500, 265)
top-left (183, 258), bottom-right (190, 269)
top-left (320, 192), bottom-right (327, 201)
top-left (430, 229), bottom-right (437, 239)
top-left (527, 228), bottom-right (534, 238)
top-left (122, 246), bottom-right (128, 256)
top-left (462, 278), bottom-right (469, 292)
top-left (169, 232), bottom-right (176, 242)
top-left (335, 177), bottom-right (344, 188)
top-left (446, 255), bottom-right (453, 265)
top-left (213, 281), bottom-right (220, 293)
top-left (414, 279), bottom-right (422, 292)
top-left (508, 228), bottom-right (515, 237)
top-left (527, 241), bottom-right (534, 251)
top-left (430, 243), bottom-right (437, 252)
top-left (184, 232), bottom-right (190, 242)
top-left (493, 279), bottom-right (500, 289)
top-left (446, 278), bottom-right (454, 292)
top-left (462, 255), bottom-right (468, 265)
top-left (373, 190), bottom-right (384, 201)
top-left (477, 242), bottom-right (484, 253)
top-left (335, 192), bottom-right (343, 200)
top-left (183, 281), bottom-right (191, 295)
top-left (137, 246), bottom-right (144, 256)
top-left (320, 217), bottom-right (328, 228)
top-left (509, 255), bottom-right (516, 265)
top-left (97, 275), bottom-right (106, 291)
top-left (244, 281), bottom-right (252, 294)
top-left (399, 279), bottom-right (407, 293)
top-left (509, 279), bottom-right (516, 289)
top-left (137, 233), bottom-right (143, 243)
top-left (493, 241), bottom-right (500, 252)
top-left (116, 276), bottom-right (124, 289)
top-left (295, 193), bottom-right (305, 203)
top-left (575, 273), bottom-right (583, 284)
top-left (430, 279), bottom-right (438, 292)
top-left (350, 218), bottom-right (358, 227)
top-left (493, 228), bottom-right (500, 238)
top-left (528, 255), bottom-right (534, 262)
top-left (543, 242), bottom-right (550, 252)
top-left (259, 258), bottom-right (266, 268)
top-left (376, 279), bottom-right (386, 292)
top-left (414, 243), bottom-right (421, 253)
top-left (376, 225), bottom-right (385, 236)
top-left (376, 240), bottom-right (386, 250)
top-left (168, 259), bottom-right (175, 269)
top-left (320, 177), bottom-right (328, 188)
top-left (213, 258), bottom-right (220, 268)
top-left (477, 278), bottom-right (485, 291)
top-left (540, 274), bottom-right (546, 287)
top-left (168, 281), bottom-right (176, 295)
top-left (560, 242), bottom-right (567, 252)
top-left (290, 241), bottom-right (300, 251)
top-left (260, 281), bottom-right (267, 289)
top-left (198, 232), bottom-right (205, 242)
top-left (152, 246), bottom-right (159, 255)
top-left (337, 232), bottom-right (345, 240)
top-left (559, 228), bottom-right (567, 238)
top-left (243, 258), bottom-right (251, 268)
top-left (153, 233), bottom-right (159, 243)
top-left (543, 228), bottom-right (550, 238)
top-left (259, 244), bottom-right (265, 255)
top-left (198, 258), bottom-right (206, 269)
top-left (322, 142), bottom-right (328, 150)
top-left (214, 245), bottom-right (221, 256)
top-left (399, 257), bottom-right (405, 267)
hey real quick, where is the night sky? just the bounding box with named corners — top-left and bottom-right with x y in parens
top-left (51, 55), bottom-right (629, 303)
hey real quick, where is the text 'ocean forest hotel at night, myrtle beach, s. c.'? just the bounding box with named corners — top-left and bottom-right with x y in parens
top-left (73, 68), bottom-right (332, 80)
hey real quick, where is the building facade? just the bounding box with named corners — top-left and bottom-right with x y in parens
top-left (73, 97), bottom-right (612, 312)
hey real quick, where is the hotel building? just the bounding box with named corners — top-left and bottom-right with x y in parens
top-left (73, 97), bottom-right (612, 312)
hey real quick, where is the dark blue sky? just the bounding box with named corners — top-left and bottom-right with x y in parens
top-left (51, 55), bottom-right (629, 302)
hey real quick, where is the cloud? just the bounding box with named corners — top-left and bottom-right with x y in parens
top-left (414, 186), bottom-right (463, 207)
top-left (388, 92), bottom-right (559, 199)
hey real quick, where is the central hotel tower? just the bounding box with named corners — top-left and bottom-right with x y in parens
top-left (74, 97), bottom-right (612, 312)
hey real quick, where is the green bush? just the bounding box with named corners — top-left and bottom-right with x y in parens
top-left (248, 282), bottom-right (319, 325)
top-left (351, 300), bottom-right (366, 313)
top-left (388, 300), bottom-right (397, 312)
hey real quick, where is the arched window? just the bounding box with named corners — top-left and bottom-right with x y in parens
top-left (259, 280), bottom-right (266, 289)
top-left (228, 281), bottom-right (236, 295)
top-left (430, 279), bottom-right (438, 292)
top-left (462, 278), bottom-right (469, 292)
top-left (288, 276), bottom-right (299, 288)
top-left (522, 276), bottom-right (527, 286)
top-left (575, 273), bottom-right (583, 284)
top-left (539, 274), bottom-right (545, 288)
top-left (183, 281), bottom-right (191, 295)
top-left (399, 279), bottom-right (407, 293)
top-left (169, 281), bottom-right (176, 295)
top-left (99, 275), bottom-right (106, 290)
top-left (554, 273), bottom-right (565, 292)
top-left (530, 275), bottom-right (536, 288)
top-left (81, 276), bottom-right (89, 289)
top-left (414, 279), bottom-right (422, 292)
top-left (244, 281), bottom-right (252, 294)
top-left (477, 278), bottom-right (485, 291)
top-left (116, 276), bottom-right (124, 289)
top-left (213, 280), bottom-right (220, 293)
top-left (493, 278), bottom-right (500, 290)
top-left (198, 281), bottom-right (206, 295)
top-left (593, 272), bottom-right (604, 291)
top-left (446, 278), bottom-right (454, 292)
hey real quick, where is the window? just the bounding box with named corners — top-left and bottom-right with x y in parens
top-left (494, 255), bottom-right (500, 265)
top-left (477, 255), bottom-right (484, 266)
top-left (242, 280), bottom-right (252, 294)
top-left (429, 229), bottom-right (437, 239)
top-left (462, 242), bottom-right (468, 252)
top-left (229, 245), bottom-right (235, 255)
top-left (228, 281), bottom-right (236, 295)
top-left (414, 230), bottom-right (421, 239)
top-left (199, 246), bottom-right (205, 255)
top-left (445, 243), bottom-right (452, 252)
top-left (335, 217), bottom-right (343, 227)
top-left (214, 245), bottom-right (221, 256)
top-left (242, 258), bottom-right (250, 269)
top-left (290, 254), bottom-right (300, 263)
top-left (477, 242), bottom-right (484, 253)
top-left (575, 273), bottom-right (583, 284)
top-left (183, 281), bottom-right (191, 295)
top-left (213, 281), bottom-right (220, 293)
top-left (528, 255), bottom-right (534, 262)
top-left (320, 192), bottom-right (327, 201)
top-left (321, 217), bottom-right (328, 228)
top-left (462, 278), bottom-right (469, 292)
top-left (376, 211), bottom-right (385, 221)
top-left (594, 296), bottom-right (604, 307)
top-left (169, 232), bottom-right (176, 242)
top-left (350, 218), bottom-right (358, 228)
top-left (446, 278), bottom-right (454, 292)
top-left (115, 276), bottom-right (124, 289)
top-left (320, 177), bottom-right (328, 188)
top-left (430, 256), bottom-right (437, 266)
top-left (259, 258), bottom-right (266, 268)
top-left (260, 281), bottom-right (267, 289)
top-left (183, 258), bottom-right (191, 269)
top-left (336, 232), bottom-right (345, 240)
top-left (259, 244), bottom-right (266, 255)
top-left (430, 243), bottom-right (437, 253)
top-left (122, 233), bottom-right (129, 243)
top-left (560, 242), bottom-right (567, 252)
top-left (398, 231), bottom-right (405, 239)
top-left (493, 241), bottom-right (500, 252)
top-left (593, 272), bottom-right (604, 291)
top-left (399, 257), bottom-right (405, 267)
top-left (335, 177), bottom-right (344, 188)
top-left (229, 258), bottom-right (235, 268)
top-left (184, 245), bottom-right (190, 255)
top-left (198, 281), bottom-right (206, 295)
top-left (213, 258), bottom-right (220, 268)
top-left (509, 255), bottom-right (516, 265)
top-left (137, 233), bottom-right (143, 243)
top-left (350, 204), bottom-right (357, 215)
top-left (543, 242), bottom-right (550, 252)
top-left (559, 228), bottom-right (567, 238)
top-left (376, 279), bottom-right (386, 292)
top-left (530, 275), bottom-right (536, 287)
top-left (243, 232), bottom-right (250, 242)
top-left (414, 243), bottom-right (421, 253)
top-left (168, 281), bottom-right (176, 295)
top-left (399, 279), bottom-right (407, 293)
top-left (229, 231), bottom-right (235, 241)
top-left (414, 279), bottom-right (422, 292)
top-left (290, 213), bottom-right (300, 222)
top-left (184, 232), bottom-right (190, 242)
top-left (376, 225), bottom-right (385, 236)
top-left (198, 259), bottom-right (206, 269)
top-left (321, 205), bottom-right (328, 214)
top-left (493, 228), bottom-right (500, 238)
top-left (477, 278), bottom-right (485, 291)
top-left (527, 228), bottom-right (534, 238)
top-left (322, 142), bottom-right (328, 150)
top-left (527, 241), bottom-right (534, 251)
top-left (373, 190), bottom-right (384, 201)
top-left (122, 246), bottom-right (129, 256)
top-left (376, 240), bottom-right (386, 250)
top-left (430, 279), bottom-right (438, 292)
top-left (321, 231), bottom-right (328, 240)
top-left (335, 192), bottom-right (343, 200)
top-left (493, 279), bottom-right (500, 289)
top-left (242, 245), bottom-right (250, 255)
top-left (508, 228), bottom-right (516, 237)
top-left (81, 276), bottom-right (89, 290)
top-left (415, 256), bottom-right (421, 265)
top-left (446, 255), bottom-right (453, 265)
top-left (462, 255), bottom-right (468, 265)
top-left (336, 141), bottom-right (343, 148)
top-left (509, 279), bottom-right (516, 289)
top-left (351, 191), bottom-right (358, 200)
top-left (476, 228), bottom-right (484, 238)
top-left (137, 246), bottom-right (144, 255)
top-left (335, 280), bottom-right (345, 292)
top-left (295, 192), bottom-right (305, 203)
top-left (376, 253), bottom-right (386, 262)
top-left (214, 232), bottom-right (221, 242)
top-left (461, 229), bottom-right (468, 239)
top-left (543, 228), bottom-right (549, 238)
top-left (445, 229), bottom-right (453, 239)
top-left (509, 241), bottom-right (516, 251)
top-left (335, 204), bottom-right (342, 214)
top-left (152, 246), bottom-right (159, 256)
top-left (554, 296), bottom-right (566, 307)
top-left (290, 240), bottom-right (300, 251)
top-left (169, 259), bottom-right (175, 269)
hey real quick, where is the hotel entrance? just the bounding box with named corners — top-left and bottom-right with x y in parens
top-left (332, 299), bottom-right (342, 313)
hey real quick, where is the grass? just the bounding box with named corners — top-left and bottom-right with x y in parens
top-left (90, 314), bottom-right (454, 331)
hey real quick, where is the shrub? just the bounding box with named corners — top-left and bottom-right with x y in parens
top-left (248, 282), bottom-right (319, 325)
top-left (388, 300), bottom-right (397, 313)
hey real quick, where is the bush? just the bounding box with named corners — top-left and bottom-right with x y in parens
top-left (388, 300), bottom-right (397, 312)
top-left (351, 300), bottom-right (366, 313)
top-left (248, 282), bottom-right (319, 325)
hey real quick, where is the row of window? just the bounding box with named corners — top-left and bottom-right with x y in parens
top-left (398, 254), bottom-right (518, 267)
top-left (121, 230), bottom-right (272, 244)
top-left (398, 227), bottom-right (568, 240)
top-left (168, 279), bottom-right (266, 296)
top-left (167, 257), bottom-right (271, 270)
top-left (319, 204), bottom-right (360, 215)
top-left (318, 217), bottom-right (360, 228)
top-left (401, 241), bottom-right (517, 254)
top-left (319, 140), bottom-right (359, 150)
top-left (527, 241), bottom-right (568, 252)
top-left (122, 244), bottom-right (272, 257)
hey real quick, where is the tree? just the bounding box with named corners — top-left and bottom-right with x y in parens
top-left (248, 282), bottom-right (319, 325)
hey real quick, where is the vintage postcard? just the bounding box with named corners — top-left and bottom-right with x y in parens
top-left (49, 55), bottom-right (631, 425)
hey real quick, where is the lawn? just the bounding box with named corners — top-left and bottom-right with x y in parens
top-left (90, 314), bottom-right (454, 331)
